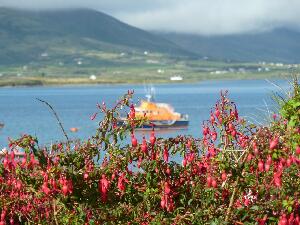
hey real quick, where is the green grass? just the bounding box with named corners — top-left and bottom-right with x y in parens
top-left (0, 49), bottom-right (298, 87)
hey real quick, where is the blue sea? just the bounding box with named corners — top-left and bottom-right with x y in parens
top-left (0, 79), bottom-right (291, 148)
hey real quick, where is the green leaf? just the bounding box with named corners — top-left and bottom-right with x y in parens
top-left (250, 205), bottom-right (259, 211)
top-left (282, 200), bottom-right (288, 207)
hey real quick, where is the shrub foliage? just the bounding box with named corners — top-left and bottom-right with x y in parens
top-left (1, 83), bottom-right (300, 224)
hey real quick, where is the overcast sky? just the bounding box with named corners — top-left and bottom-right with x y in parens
top-left (1, 0), bottom-right (300, 35)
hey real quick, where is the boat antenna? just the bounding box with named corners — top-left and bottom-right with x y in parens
top-left (145, 84), bottom-right (155, 102)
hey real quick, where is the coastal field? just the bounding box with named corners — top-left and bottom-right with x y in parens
top-left (0, 51), bottom-right (298, 86)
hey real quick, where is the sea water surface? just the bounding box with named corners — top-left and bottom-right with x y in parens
top-left (0, 79), bottom-right (291, 148)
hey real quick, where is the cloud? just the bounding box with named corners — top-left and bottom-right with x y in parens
top-left (117, 0), bottom-right (300, 35)
top-left (1, 0), bottom-right (300, 35)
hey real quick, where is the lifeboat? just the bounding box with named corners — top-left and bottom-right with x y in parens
top-left (117, 88), bottom-right (188, 129)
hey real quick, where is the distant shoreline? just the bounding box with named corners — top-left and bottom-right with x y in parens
top-left (0, 74), bottom-right (288, 88)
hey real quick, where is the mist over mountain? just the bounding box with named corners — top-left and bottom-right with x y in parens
top-left (159, 29), bottom-right (300, 63)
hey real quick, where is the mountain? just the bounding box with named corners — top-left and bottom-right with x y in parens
top-left (0, 8), bottom-right (191, 65)
top-left (2, 7), bottom-right (299, 66)
top-left (159, 29), bottom-right (300, 63)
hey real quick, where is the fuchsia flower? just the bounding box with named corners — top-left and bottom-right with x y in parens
top-left (118, 173), bottom-right (128, 192)
top-left (163, 147), bottom-right (169, 162)
top-left (270, 137), bottom-right (279, 150)
top-left (99, 175), bottom-right (109, 203)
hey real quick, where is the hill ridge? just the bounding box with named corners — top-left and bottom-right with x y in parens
top-left (0, 7), bottom-right (191, 65)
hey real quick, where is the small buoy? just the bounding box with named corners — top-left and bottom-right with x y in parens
top-left (70, 127), bottom-right (79, 132)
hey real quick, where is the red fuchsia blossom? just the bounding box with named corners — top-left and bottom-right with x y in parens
top-left (231, 129), bottom-right (237, 137)
top-left (295, 215), bottom-right (300, 224)
top-left (118, 173), bottom-right (128, 192)
top-left (207, 176), bottom-right (213, 188)
top-left (221, 171), bottom-right (227, 181)
top-left (137, 156), bottom-right (142, 168)
top-left (286, 156), bottom-right (292, 167)
top-left (186, 139), bottom-right (192, 149)
top-left (3, 155), bottom-right (8, 169)
top-left (99, 174), bottom-right (109, 203)
top-left (296, 146), bottom-right (300, 155)
top-left (187, 152), bottom-right (195, 162)
top-left (166, 167), bottom-right (171, 175)
top-left (252, 141), bottom-right (259, 153)
top-left (84, 172), bottom-right (89, 180)
top-left (129, 104), bottom-right (135, 120)
top-left (247, 153), bottom-right (253, 162)
top-left (258, 160), bottom-right (264, 172)
top-left (233, 106), bottom-right (239, 120)
top-left (111, 172), bottom-right (116, 181)
top-left (161, 182), bottom-right (174, 212)
top-left (211, 179), bottom-right (217, 188)
top-left (278, 214), bottom-right (288, 225)
top-left (141, 137), bottom-right (148, 154)
top-left (256, 215), bottom-right (268, 225)
top-left (29, 153), bottom-right (38, 168)
top-left (203, 137), bottom-right (208, 146)
top-left (149, 130), bottom-right (156, 146)
top-left (270, 137), bottom-right (279, 150)
top-left (62, 183), bottom-right (69, 196)
top-left (214, 107), bottom-right (220, 118)
top-left (160, 195), bottom-right (166, 208)
top-left (1, 210), bottom-right (6, 222)
top-left (202, 125), bottom-right (209, 136)
top-left (235, 199), bottom-right (243, 209)
top-left (211, 131), bottom-right (217, 141)
top-left (182, 157), bottom-right (187, 167)
top-left (42, 182), bottom-right (51, 195)
top-left (210, 113), bottom-right (215, 124)
top-left (228, 122), bottom-right (234, 131)
top-left (67, 180), bottom-right (73, 194)
top-left (131, 134), bottom-right (137, 147)
top-left (278, 161), bottom-right (284, 172)
top-left (163, 146), bottom-right (169, 162)
top-left (288, 213), bottom-right (295, 224)
top-left (273, 171), bottom-right (282, 187)
top-left (164, 182), bottom-right (171, 195)
top-left (166, 197), bottom-right (175, 212)
top-left (15, 180), bottom-right (22, 190)
top-left (208, 145), bottom-right (217, 157)
top-left (50, 178), bottom-right (57, 191)
top-left (266, 155), bottom-right (272, 165)
top-left (217, 116), bottom-right (223, 124)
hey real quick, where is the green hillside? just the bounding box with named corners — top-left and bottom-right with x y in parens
top-left (0, 7), bottom-right (298, 86)
top-left (0, 8), bottom-right (191, 65)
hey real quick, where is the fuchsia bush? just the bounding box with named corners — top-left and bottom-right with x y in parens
top-left (1, 82), bottom-right (300, 224)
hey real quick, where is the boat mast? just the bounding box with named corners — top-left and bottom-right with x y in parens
top-left (144, 84), bottom-right (156, 102)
